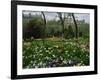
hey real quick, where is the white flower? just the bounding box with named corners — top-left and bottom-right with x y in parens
top-left (48, 47), bottom-right (52, 50)
top-left (53, 55), bottom-right (55, 57)
top-left (65, 51), bottom-right (68, 53)
top-left (73, 50), bottom-right (76, 52)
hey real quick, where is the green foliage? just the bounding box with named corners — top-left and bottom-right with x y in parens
top-left (78, 23), bottom-right (89, 35)
top-left (23, 39), bottom-right (89, 68)
top-left (83, 33), bottom-right (89, 39)
top-left (46, 20), bottom-right (62, 37)
top-left (22, 12), bottom-right (90, 68)
top-left (64, 25), bottom-right (74, 39)
top-left (23, 17), bottom-right (44, 39)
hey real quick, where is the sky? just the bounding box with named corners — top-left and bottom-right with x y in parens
top-left (23, 11), bottom-right (90, 23)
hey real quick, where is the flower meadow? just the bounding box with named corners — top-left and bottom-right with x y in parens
top-left (23, 38), bottom-right (89, 69)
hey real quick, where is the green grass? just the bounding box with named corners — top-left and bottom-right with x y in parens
top-left (23, 38), bottom-right (89, 68)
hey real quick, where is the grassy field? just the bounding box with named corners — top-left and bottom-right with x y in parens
top-left (23, 37), bottom-right (89, 68)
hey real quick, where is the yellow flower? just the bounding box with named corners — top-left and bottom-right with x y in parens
top-left (54, 45), bottom-right (59, 48)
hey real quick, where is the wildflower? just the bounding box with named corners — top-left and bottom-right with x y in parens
top-left (65, 50), bottom-right (68, 53)
top-left (53, 45), bottom-right (59, 48)
top-left (73, 50), bottom-right (76, 52)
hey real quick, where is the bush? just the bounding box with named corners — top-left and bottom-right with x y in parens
top-left (23, 17), bottom-right (44, 39)
top-left (64, 25), bottom-right (74, 39)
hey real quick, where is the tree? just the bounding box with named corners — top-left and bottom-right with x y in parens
top-left (57, 12), bottom-right (65, 39)
top-left (41, 12), bottom-right (47, 39)
top-left (72, 13), bottom-right (78, 39)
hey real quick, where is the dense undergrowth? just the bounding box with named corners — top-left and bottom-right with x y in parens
top-left (23, 38), bottom-right (89, 68)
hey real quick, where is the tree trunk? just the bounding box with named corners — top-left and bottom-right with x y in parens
top-left (41, 12), bottom-right (46, 44)
top-left (72, 13), bottom-right (78, 39)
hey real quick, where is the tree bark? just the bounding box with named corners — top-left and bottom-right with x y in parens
top-left (41, 12), bottom-right (46, 38)
top-left (72, 13), bottom-right (78, 39)
top-left (41, 12), bottom-right (47, 45)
